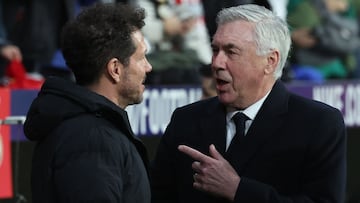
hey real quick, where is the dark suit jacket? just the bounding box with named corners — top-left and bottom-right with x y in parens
top-left (151, 81), bottom-right (346, 203)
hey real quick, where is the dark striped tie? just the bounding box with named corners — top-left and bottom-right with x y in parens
top-left (227, 112), bottom-right (249, 152)
top-left (232, 112), bottom-right (249, 137)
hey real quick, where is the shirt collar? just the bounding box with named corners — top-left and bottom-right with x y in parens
top-left (226, 90), bottom-right (271, 122)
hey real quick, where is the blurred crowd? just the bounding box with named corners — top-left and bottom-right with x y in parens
top-left (288, 0), bottom-right (360, 82)
top-left (1, 0), bottom-right (360, 91)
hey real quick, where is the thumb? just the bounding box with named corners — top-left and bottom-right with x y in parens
top-left (209, 144), bottom-right (224, 160)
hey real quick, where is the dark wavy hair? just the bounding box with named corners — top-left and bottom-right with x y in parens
top-left (61, 3), bottom-right (145, 85)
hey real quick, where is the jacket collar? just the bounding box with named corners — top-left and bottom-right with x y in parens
top-left (200, 80), bottom-right (289, 172)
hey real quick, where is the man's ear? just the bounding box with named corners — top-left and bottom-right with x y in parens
top-left (106, 58), bottom-right (122, 83)
top-left (264, 50), bottom-right (279, 75)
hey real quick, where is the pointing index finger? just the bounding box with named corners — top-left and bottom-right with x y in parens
top-left (178, 145), bottom-right (211, 162)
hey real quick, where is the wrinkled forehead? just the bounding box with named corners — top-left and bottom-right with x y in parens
top-left (212, 20), bottom-right (255, 45)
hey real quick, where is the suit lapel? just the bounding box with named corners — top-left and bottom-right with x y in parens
top-left (199, 98), bottom-right (228, 156)
top-left (226, 81), bottom-right (290, 174)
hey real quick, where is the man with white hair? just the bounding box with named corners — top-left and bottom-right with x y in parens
top-left (151, 4), bottom-right (346, 203)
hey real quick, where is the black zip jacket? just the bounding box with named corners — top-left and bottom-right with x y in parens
top-left (24, 77), bottom-right (151, 203)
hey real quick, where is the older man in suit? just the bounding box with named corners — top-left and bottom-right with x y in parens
top-left (150, 4), bottom-right (346, 203)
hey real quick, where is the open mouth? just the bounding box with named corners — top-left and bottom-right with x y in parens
top-left (216, 78), bottom-right (229, 85)
top-left (142, 76), bottom-right (147, 85)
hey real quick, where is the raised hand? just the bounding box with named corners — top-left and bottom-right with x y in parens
top-left (178, 144), bottom-right (240, 201)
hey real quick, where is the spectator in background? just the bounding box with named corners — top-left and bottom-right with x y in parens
top-left (23, 3), bottom-right (152, 202)
top-left (138, 0), bottom-right (212, 85)
top-left (349, 0), bottom-right (360, 79)
top-left (0, 41), bottom-right (22, 86)
top-left (2, 0), bottom-right (133, 81)
top-left (287, 0), bottom-right (360, 81)
top-left (5, 0), bottom-right (75, 79)
top-left (150, 4), bottom-right (346, 202)
top-left (198, 63), bottom-right (216, 100)
top-left (0, 0), bottom-right (22, 86)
